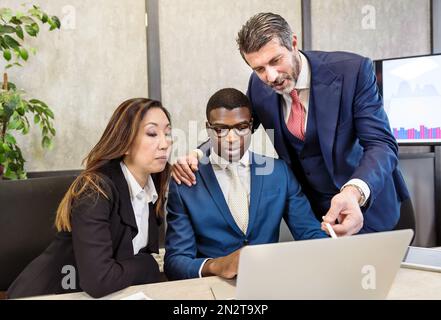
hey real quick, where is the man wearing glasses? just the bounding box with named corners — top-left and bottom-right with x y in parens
top-left (164, 88), bottom-right (327, 281)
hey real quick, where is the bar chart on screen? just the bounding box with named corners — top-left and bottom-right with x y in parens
top-left (378, 54), bottom-right (441, 144)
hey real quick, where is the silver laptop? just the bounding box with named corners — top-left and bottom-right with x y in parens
top-left (212, 229), bottom-right (413, 300)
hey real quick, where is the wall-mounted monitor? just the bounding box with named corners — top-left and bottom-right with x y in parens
top-left (375, 54), bottom-right (441, 145)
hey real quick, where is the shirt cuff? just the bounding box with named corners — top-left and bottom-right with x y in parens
top-left (342, 179), bottom-right (370, 207)
top-left (198, 258), bottom-right (212, 278)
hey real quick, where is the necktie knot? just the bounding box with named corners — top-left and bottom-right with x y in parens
top-left (290, 89), bottom-right (300, 102)
top-left (226, 163), bottom-right (239, 177)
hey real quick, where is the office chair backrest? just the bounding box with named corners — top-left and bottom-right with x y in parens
top-left (394, 198), bottom-right (416, 245)
top-left (0, 175), bottom-right (77, 291)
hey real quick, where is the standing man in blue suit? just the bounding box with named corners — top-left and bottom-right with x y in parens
top-left (171, 13), bottom-right (410, 236)
top-left (165, 88), bottom-right (327, 281)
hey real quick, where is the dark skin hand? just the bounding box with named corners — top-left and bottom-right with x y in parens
top-left (201, 249), bottom-right (242, 279)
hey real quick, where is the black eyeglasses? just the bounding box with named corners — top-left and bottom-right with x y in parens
top-left (206, 121), bottom-right (253, 138)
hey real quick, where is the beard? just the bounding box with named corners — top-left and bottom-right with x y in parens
top-left (271, 75), bottom-right (296, 95)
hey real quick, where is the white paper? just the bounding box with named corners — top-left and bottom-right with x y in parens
top-left (120, 292), bottom-right (153, 300)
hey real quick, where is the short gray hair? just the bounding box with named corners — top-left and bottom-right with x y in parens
top-left (237, 13), bottom-right (293, 58)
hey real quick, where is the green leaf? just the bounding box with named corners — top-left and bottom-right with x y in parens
top-left (4, 133), bottom-right (16, 145)
top-left (45, 108), bottom-right (54, 119)
top-left (4, 169), bottom-right (18, 180)
top-left (16, 119), bottom-right (24, 131)
top-left (49, 127), bottom-right (56, 136)
top-left (42, 13), bottom-right (49, 23)
top-left (16, 106), bottom-right (25, 116)
top-left (19, 171), bottom-right (28, 180)
top-left (6, 81), bottom-right (16, 90)
top-left (20, 16), bottom-right (35, 25)
top-left (3, 35), bottom-right (20, 50)
top-left (29, 47), bottom-right (37, 55)
top-left (15, 11), bottom-right (24, 19)
top-left (15, 26), bottom-right (24, 40)
top-left (32, 22), bottom-right (40, 34)
top-left (0, 8), bottom-right (13, 23)
top-left (34, 114), bottom-right (40, 124)
top-left (7, 120), bottom-right (18, 130)
top-left (49, 16), bottom-right (61, 31)
top-left (19, 47), bottom-right (28, 61)
top-left (5, 62), bottom-right (23, 69)
top-left (42, 136), bottom-right (53, 149)
top-left (3, 49), bottom-right (12, 61)
top-left (4, 99), bottom-right (17, 118)
top-left (0, 25), bottom-right (17, 34)
top-left (10, 17), bottom-right (22, 25)
top-left (2, 143), bottom-right (11, 152)
top-left (53, 16), bottom-right (61, 28)
top-left (25, 23), bottom-right (39, 37)
top-left (29, 8), bottom-right (42, 19)
top-left (0, 36), bottom-right (8, 50)
top-left (22, 123), bottom-right (29, 134)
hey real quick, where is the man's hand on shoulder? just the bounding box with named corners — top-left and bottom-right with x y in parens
top-left (171, 150), bottom-right (201, 186)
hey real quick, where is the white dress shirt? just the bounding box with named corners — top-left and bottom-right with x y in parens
top-left (198, 149), bottom-right (251, 277)
top-left (120, 162), bottom-right (158, 255)
top-left (281, 52), bottom-right (370, 205)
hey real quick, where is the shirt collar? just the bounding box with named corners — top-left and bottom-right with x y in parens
top-left (120, 161), bottom-right (158, 204)
top-left (295, 51), bottom-right (311, 90)
top-left (209, 148), bottom-right (250, 170)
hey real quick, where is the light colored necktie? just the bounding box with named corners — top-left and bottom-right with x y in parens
top-left (226, 163), bottom-right (249, 234)
top-left (287, 89), bottom-right (306, 141)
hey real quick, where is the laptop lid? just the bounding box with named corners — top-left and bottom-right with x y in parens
top-left (236, 229), bottom-right (414, 300)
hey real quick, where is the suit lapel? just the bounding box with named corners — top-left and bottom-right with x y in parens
top-left (246, 153), bottom-right (264, 237)
top-left (198, 152), bottom-right (244, 236)
top-left (303, 51), bottom-right (342, 176)
top-left (107, 160), bottom-right (138, 236)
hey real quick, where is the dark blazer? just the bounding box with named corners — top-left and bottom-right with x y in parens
top-left (7, 159), bottom-right (161, 299)
top-left (247, 50), bottom-right (410, 232)
top-left (164, 151), bottom-right (327, 280)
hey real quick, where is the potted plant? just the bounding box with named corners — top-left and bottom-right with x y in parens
top-left (0, 4), bottom-right (60, 180)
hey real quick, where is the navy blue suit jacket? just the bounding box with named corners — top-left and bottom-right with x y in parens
top-left (247, 51), bottom-right (410, 232)
top-left (164, 152), bottom-right (327, 280)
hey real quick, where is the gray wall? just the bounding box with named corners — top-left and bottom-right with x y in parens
top-left (1, 0), bottom-right (148, 171)
top-left (310, 0), bottom-right (431, 60)
top-left (158, 0), bottom-right (302, 158)
top-left (435, 0), bottom-right (441, 53)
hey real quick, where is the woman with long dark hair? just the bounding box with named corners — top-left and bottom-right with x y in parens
top-left (8, 98), bottom-right (172, 299)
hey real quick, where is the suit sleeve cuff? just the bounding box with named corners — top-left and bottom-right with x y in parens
top-left (198, 258), bottom-right (212, 278)
top-left (342, 179), bottom-right (370, 206)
